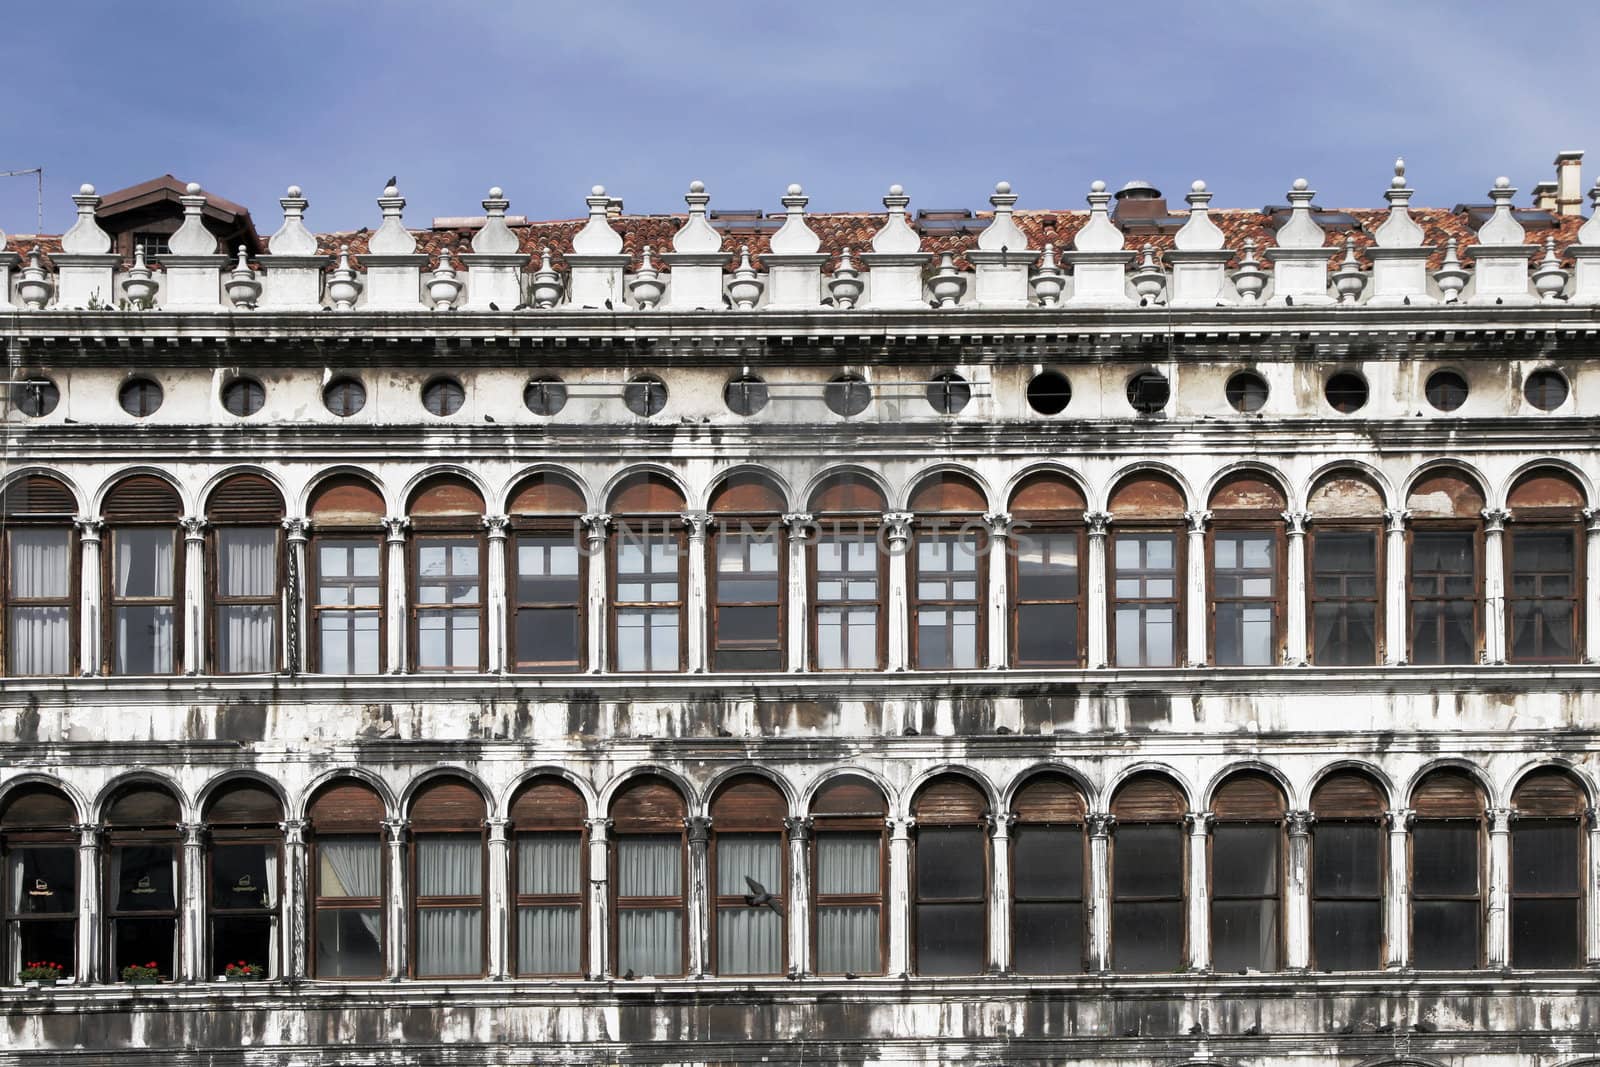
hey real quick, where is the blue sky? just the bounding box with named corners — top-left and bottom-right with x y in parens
top-left (3, 1), bottom-right (1597, 235)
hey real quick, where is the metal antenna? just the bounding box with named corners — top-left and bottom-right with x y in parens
top-left (0, 166), bottom-right (44, 233)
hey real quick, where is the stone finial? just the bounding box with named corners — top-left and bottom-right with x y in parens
top-left (727, 245), bottom-right (763, 309)
top-left (870, 184), bottom-right (921, 254)
top-left (60, 183), bottom-right (111, 255)
top-left (169, 182), bottom-right (218, 255)
top-left (1032, 242), bottom-right (1065, 306)
top-left (1173, 179), bottom-right (1225, 251)
top-left (121, 247), bottom-right (157, 309)
top-left (369, 182), bottom-right (417, 255)
top-left (1072, 179), bottom-right (1125, 253)
top-left (929, 251), bottom-right (966, 307)
top-left (770, 183), bottom-right (820, 255)
top-left (572, 184), bottom-right (623, 255)
top-left (268, 184), bottom-right (318, 256)
top-left (1231, 238), bottom-right (1268, 303)
top-left (327, 244), bottom-right (362, 310)
top-left (1331, 234), bottom-right (1367, 304)
top-left (828, 247), bottom-right (863, 309)
top-left (1532, 236), bottom-right (1569, 302)
top-left (1577, 176), bottom-right (1600, 245)
top-left (628, 245), bottom-right (665, 309)
top-left (530, 246), bottom-right (563, 309)
top-left (1276, 178), bottom-right (1326, 249)
top-left (426, 247), bottom-right (463, 310)
top-left (471, 186), bottom-right (519, 255)
top-left (976, 180), bottom-right (1027, 252)
top-left (671, 180), bottom-right (721, 255)
top-left (224, 245), bottom-right (262, 309)
top-left (1477, 176), bottom-right (1527, 246)
top-left (1433, 236), bottom-right (1468, 302)
top-left (1131, 243), bottom-right (1165, 303)
top-left (1374, 157), bottom-right (1424, 248)
top-left (17, 246), bottom-right (53, 309)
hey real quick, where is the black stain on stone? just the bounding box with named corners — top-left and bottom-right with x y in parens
top-left (14, 695), bottom-right (40, 742)
top-left (1126, 690), bottom-right (1170, 727)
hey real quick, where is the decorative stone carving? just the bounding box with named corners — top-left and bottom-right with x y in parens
top-left (362, 184), bottom-right (428, 310)
top-left (17, 247), bottom-right (53, 310)
top-left (1465, 177), bottom-right (1536, 306)
top-left (726, 246), bottom-right (763, 310)
top-left (1166, 181), bottom-right (1234, 307)
top-left (120, 247), bottom-right (158, 309)
top-left (1532, 237), bottom-right (1568, 302)
top-left (53, 184), bottom-right (118, 308)
top-left (1130, 244), bottom-right (1165, 305)
top-left (628, 246), bottom-right (665, 309)
top-left (426, 248), bottom-right (464, 311)
top-left (1062, 180), bottom-right (1133, 307)
top-left (1264, 178), bottom-right (1333, 305)
top-left (327, 245), bottom-right (363, 311)
top-left (861, 185), bottom-right (930, 309)
top-left (763, 184), bottom-right (828, 310)
top-left (1567, 178), bottom-right (1600, 305)
top-left (967, 182), bottom-right (1033, 306)
top-left (258, 185), bottom-right (328, 310)
top-left (662, 181), bottom-right (726, 310)
top-left (1031, 243), bottom-right (1064, 306)
top-left (1367, 159), bottom-right (1434, 305)
top-left (161, 183), bottom-right (227, 310)
top-left (224, 246), bottom-right (262, 310)
top-left (1433, 237), bottom-right (1469, 304)
top-left (566, 185), bottom-right (629, 309)
top-left (530, 247), bottom-right (563, 309)
top-left (462, 187), bottom-right (527, 311)
top-left (1230, 238), bottom-right (1268, 304)
top-left (827, 248), bottom-right (863, 309)
top-left (1330, 235), bottom-right (1368, 304)
top-left (928, 252), bottom-right (966, 308)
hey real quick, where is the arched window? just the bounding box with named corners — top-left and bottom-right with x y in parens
top-left (1008, 472), bottom-right (1086, 668)
top-left (1108, 475), bottom-right (1186, 668)
top-left (809, 474), bottom-right (887, 671)
top-left (909, 473), bottom-right (987, 670)
top-left (1410, 770), bottom-right (1484, 969)
top-left (1, 784), bottom-right (78, 983)
top-left (308, 779), bottom-right (385, 979)
top-left (809, 776), bottom-right (886, 976)
top-left (1, 475), bottom-right (77, 677)
top-left (509, 778), bottom-right (586, 976)
top-left (609, 474), bottom-right (687, 672)
top-left (610, 777), bottom-right (687, 977)
top-left (409, 476), bottom-right (486, 673)
top-left (1110, 774), bottom-right (1185, 972)
top-left (911, 775), bottom-right (988, 975)
top-left (1309, 771), bottom-right (1385, 971)
top-left (1506, 469), bottom-right (1585, 663)
top-left (103, 475), bottom-right (183, 675)
top-left (307, 475), bottom-right (386, 674)
top-left (203, 780), bottom-right (283, 978)
top-left (1406, 471), bottom-right (1484, 665)
top-left (1306, 472), bottom-right (1385, 665)
top-left (1208, 474), bottom-right (1286, 667)
top-left (206, 474), bottom-right (284, 674)
top-left (507, 473), bottom-right (586, 673)
top-left (1210, 772), bottom-right (1285, 972)
top-left (709, 473), bottom-right (786, 672)
top-left (408, 778), bottom-right (486, 978)
top-left (709, 776), bottom-right (787, 975)
top-left (1510, 769), bottom-right (1586, 969)
top-left (1010, 774), bottom-right (1087, 974)
top-left (104, 783), bottom-right (182, 983)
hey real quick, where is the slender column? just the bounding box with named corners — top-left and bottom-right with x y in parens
top-left (883, 512), bottom-right (914, 671)
top-left (1185, 811), bottom-right (1213, 971)
top-left (181, 517), bottom-right (208, 675)
top-left (1586, 807), bottom-right (1600, 967)
top-left (1086, 512), bottom-right (1112, 668)
top-left (682, 512), bottom-right (713, 673)
top-left (1284, 810), bottom-right (1313, 969)
top-left (382, 818), bottom-right (409, 979)
top-left (685, 815), bottom-right (713, 976)
top-left (179, 822), bottom-right (207, 981)
top-left (585, 817), bottom-right (612, 978)
top-left (1184, 510), bottom-right (1211, 667)
top-left (1486, 807), bottom-right (1512, 968)
top-left (483, 516), bottom-right (510, 673)
top-left (74, 824), bottom-right (101, 983)
top-left (383, 518), bottom-right (410, 674)
top-left (887, 815), bottom-right (914, 976)
top-left (280, 819), bottom-right (308, 980)
top-left (75, 518), bottom-right (103, 675)
top-left (984, 512), bottom-right (1012, 669)
top-left (581, 514), bottom-right (611, 674)
top-left (785, 816), bottom-right (812, 976)
top-left (1384, 509), bottom-right (1410, 664)
top-left (1585, 510), bottom-right (1600, 663)
top-left (485, 817), bottom-right (511, 979)
top-left (1283, 511), bottom-right (1310, 665)
top-left (1384, 808), bottom-right (1413, 968)
top-left (1087, 813), bottom-right (1114, 972)
top-left (1483, 509), bottom-right (1510, 664)
top-left (782, 514), bottom-right (814, 672)
top-left (987, 811), bottom-right (1015, 973)
top-left (282, 518), bottom-right (310, 673)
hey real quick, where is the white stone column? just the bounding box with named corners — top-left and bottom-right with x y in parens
top-left (987, 812), bottom-right (1015, 973)
top-left (887, 816), bottom-right (914, 976)
top-left (1185, 811), bottom-right (1213, 971)
top-left (1284, 511), bottom-right (1309, 665)
top-left (382, 818), bottom-right (409, 979)
top-left (582, 514), bottom-right (611, 674)
top-left (280, 819), bottom-right (308, 980)
top-left (1087, 813), bottom-right (1114, 971)
top-left (1384, 509), bottom-right (1410, 664)
top-left (1285, 810), bottom-right (1313, 970)
top-left (1086, 512), bottom-right (1112, 668)
top-left (74, 824), bottom-right (101, 983)
top-left (1486, 807), bottom-right (1512, 968)
top-left (682, 512), bottom-right (712, 673)
top-left (282, 518), bottom-right (310, 673)
top-left (685, 815), bottom-right (712, 976)
top-left (383, 518), bottom-right (410, 674)
top-left (585, 818), bottom-right (612, 978)
top-left (785, 816), bottom-right (812, 976)
top-left (984, 512), bottom-right (1012, 669)
top-left (1586, 807), bottom-right (1600, 967)
top-left (1584, 510), bottom-right (1600, 663)
top-left (782, 514), bottom-right (813, 672)
top-left (483, 516), bottom-right (510, 673)
top-left (1185, 511), bottom-right (1211, 667)
top-left (883, 513), bottom-right (913, 671)
top-left (1384, 808), bottom-right (1412, 968)
top-left (180, 822), bottom-right (206, 981)
top-left (1483, 509), bottom-right (1509, 664)
top-left (485, 817), bottom-right (511, 979)
top-left (75, 518), bottom-right (104, 675)
top-left (181, 517), bottom-right (208, 675)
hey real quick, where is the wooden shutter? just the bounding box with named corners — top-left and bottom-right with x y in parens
top-left (1108, 475), bottom-right (1185, 520)
top-left (1, 475), bottom-right (75, 516)
top-left (410, 778), bottom-right (487, 829)
top-left (207, 474), bottom-right (284, 522)
top-left (1512, 770), bottom-right (1586, 817)
top-left (810, 777), bottom-right (887, 817)
top-left (0, 785), bottom-right (76, 828)
top-left (1012, 775), bottom-right (1086, 824)
top-left (1009, 472), bottom-right (1086, 517)
top-left (1307, 473), bottom-right (1384, 519)
top-left (103, 476), bottom-right (180, 520)
top-left (1412, 771), bottom-right (1486, 818)
top-left (409, 477), bottom-right (485, 517)
top-left (1111, 775), bottom-right (1186, 821)
top-left (308, 475), bottom-right (385, 524)
top-left (508, 474), bottom-right (585, 515)
top-left (610, 777), bottom-right (687, 830)
top-left (308, 781), bottom-right (385, 832)
top-left (510, 778), bottom-right (586, 829)
top-left (908, 473), bottom-right (985, 514)
top-left (609, 474), bottom-right (686, 515)
top-left (1212, 773), bottom-right (1287, 820)
top-left (809, 474), bottom-right (887, 515)
top-left (106, 785), bottom-right (181, 827)
top-left (1310, 772), bottom-right (1386, 818)
top-left (913, 776), bottom-right (986, 824)
top-left (204, 781), bottom-right (284, 826)
top-left (710, 777), bottom-right (786, 830)
top-left (709, 473), bottom-right (786, 514)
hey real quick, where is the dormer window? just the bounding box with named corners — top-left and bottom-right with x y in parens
top-left (133, 233), bottom-right (171, 260)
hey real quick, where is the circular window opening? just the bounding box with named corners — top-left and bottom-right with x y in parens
top-left (1026, 370), bottom-right (1072, 415)
top-left (422, 376), bottom-right (466, 416)
top-left (1424, 370), bottom-right (1468, 413)
top-left (927, 371), bottom-right (971, 415)
top-left (1127, 370), bottom-right (1170, 414)
top-left (724, 374), bottom-right (769, 416)
top-left (1524, 369), bottom-right (1569, 412)
top-left (323, 377), bottom-right (366, 417)
top-left (119, 378), bottom-right (164, 417)
top-left (524, 376), bottom-right (568, 417)
top-left (824, 374), bottom-right (872, 417)
top-left (623, 374), bottom-right (668, 417)
top-left (221, 377), bottom-right (266, 417)
top-left (1325, 371), bottom-right (1369, 414)
top-left (1224, 371), bottom-right (1268, 413)
top-left (11, 377), bottom-right (59, 418)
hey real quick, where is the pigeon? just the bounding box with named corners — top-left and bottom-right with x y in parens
top-left (621, 968), bottom-right (635, 980)
top-left (843, 971), bottom-right (860, 980)
top-left (513, 302), bottom-right (531, 311)
top-left (1243, 1022), bottom-right (1262, 1036)
top-left (1403, 295), bottom-right (1412, 305)
top-left (1187, 1023), bottom-right (1206, 1035)
top-left (1139, 296), bottom-right (1150, 307)
top-left (604, 298), bottom-right (613, 310)
top-left (743, 876), bottom-right (782, 915)
top-left (1496, 297), bottom-right (1504, 305)
top-left (489, 301), bottom-right (499, 311)
top-left (484, 414), bottom-right (495, 423)
top-left (1284, 295), bottom-right (1294, 306)
top-left (715, 727), bottom-right (733, 737)
top-left (385, 176), bottom-right (396, 188)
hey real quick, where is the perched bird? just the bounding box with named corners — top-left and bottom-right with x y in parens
top-left (604, 298), bottom-right (614, 310)
top-left (1403, 295), bottom-right (1412, 305)
top-left (385, 176), bottom-right (397, 188)
top-left (1187, 1023), bottom-right (1206, 1035)
top-left (1284, 294), bottom-right (1294, 306)
top-left (743, 876), bottom-right (782, 915)
top-left (1243, 1022), bottom-right (1262, 1036)
top-left (484, 414), bottom-right (495, 423)
top-left (513, 302), bottom-right (531, 311)
top-left (488, 301), bottom-right (499, 311)
top-left (621, 968), bottom-right (635, 980)
top-left (843, 971), bottom-right (860, 980)
top-left (715, 727), bottom-right (733, 737)
top-left (1496, 297), bottom-right (1504, 305)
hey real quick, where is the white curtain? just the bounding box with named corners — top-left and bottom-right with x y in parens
top-left (517, 834), bottom-right (580, 895)
top-left (219, 529), bottom-right (277, 673)
top-left (318, 838), bottom-right (382, 944)
top-left (8, 529), bottom-right (71, 675)
top-left (416, 907), bottom-right (482, 976)
top-left (716, 834), bottom-right (780, 895)
top-left (114, 529), bottom-right (175, 674)
top-left (818, 834), bottom-right (879, 894)
top-left (718, 908), bottom-right (781, 974)
top-left (617, 909), bottom-right (682, 976)
top-left (817, 906), bottom-right (879, 974)
top-left (617, 835), bottom-right (680, 897)
top-left (417, 836), bottom-right (481, 896)
top-left (518, 907), bottom-right (581, 974)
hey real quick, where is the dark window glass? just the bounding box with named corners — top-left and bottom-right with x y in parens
top-left (210, 842), bottom-right (276, 978)
top-left (1112, 533), bottom-right (1179, 667)
top-left (109, 843), bottom-right (178, 979)
top-left (1511, 898), bottom-right (1579, 969)
top-left (1325, 372), bottom-right (1368, 414)
top-left (119, 378), bottom-right (164, 417)
top-left (927, 372), bottom-right (971, 415)
top-left (914, 827), bottom-right (984, 975)
top-left (1224, 371), bottom-right (1268, 413)
top-left (1311, 823), bottom-right (1383, 971)
top-left (1011, 826), bottom-right (1084, 974)
top-left (12, 378), bottom-right (59, 417)
top-left (221, 378), bottom-right (266, 417)
top-left (422, 378), bottom-right (465, 416)
top-left (1013, 531), bottom-right (1081, 666)
top-left (1213, 530), bottom-right (1277, 666)
top-left (315, 909), bottom-right (383, 978)
top-left (1311, 529), bottom-right (1379, 665)
top-left (1425, 370), bottom-right (1468, 412)
top-left (513, 533), bottom-right (582, 672)
top-left (1411, 821), bottom-right (1480, 970)
top-left (1026, 370), bottom-right (1072, 415)
top-left (914, 532), bottom-right (981, 669)
top-left (714, 526), bottom-right (782, 671)
top-left (1409, 529), bottom-right (1478, 665)
top-left (1210, 824), bottom-right (1280, 972)
top-left (1112, 824), bottom-right (1183, 972)
top-left (1510, 819), bottom-right (1581, 969)
top-left (724, 375), bottom-right (768, 416)
top-left (1126, 371), bottom-right (1169, 414)
top-left (323, 378), bottom-right (366, 417)
top-left (622, 375), bottom-right (668, 417)
top-left (1508, 528), bottom-right (1578, 663)
top-left (524, 377), bottom-right (568, 417)
top-left (824, 375), bottom-right (871, 417)
top-left (1523, 369), bottom-right (1569, 412)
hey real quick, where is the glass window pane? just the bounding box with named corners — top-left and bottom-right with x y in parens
top-left (1511, 898), bottom-right (1579, 969)
top-left (1114, 825), bottom-right (1182, 897)
top-left (114, 605), bottom-right (175, 674)
top-left (1212, 825), bottom-right (1278, 896)
top-left (12, 918), bottom-right (75, 980)
top-left (817, 833), bottom-right (880, 895)
top-left (211, 915), bottom-right (273, 977)
top-left (417, 835), bottom-right (482, 896)
top-left (1412, 899), bottom-right (1479, 969)
top-left (9, 529), bottom-right (70, 598)
top-left (517, 833), bottom-right (581, 896)
top-left (7, 848), bottom-right (76, 915)
top-left (1412, 824), bottom-right (1479, 895)
top-left (218, 529), bottom-right (277, 597)
top-left (1313, 823), bottom-right (1381, 896)
top-left (1312, 899), bottom-right (1382, 971)
top-left (717, 906), bottom-right (782, 974)
top-left (1013, 827), bottom-right (1083, 899)
top-left (518, 905), bottom-right (581, 974)
top-left (115, 529), bottom-right (174, 597)
top-left (415, 906), bottom-right (483, 976)
top-left (112, 916), bottom-right (176, 978)
top-left (1212, 899), bottom-right (1279, 972)
top-left (617, 909), bottom-right (682, 976)
top-left (315, 909), bottom-right (383, 977)
top-left (1013, 901), bottom-right (1084, 974)
top-left (716, 834), bottom-right (781, 897)
top-left (1112, 901), bottom-right (1182, 972)
top-left (211, 844), bottom-right (275, 910)
top-left (817, 905), bottom-right (879, 974)
top-left (617, 835), bottom-right (681, 897)
top-left (915, 901), bottom-right (983, 975)
top-left (113, 845), bottom-right (176, 911)
top-left (1512, 822), bottom-right (1580, 893)
top-left (916, 828), bottom-right (984, 900)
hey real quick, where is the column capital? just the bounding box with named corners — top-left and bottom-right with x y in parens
top-left (983, 511), bottom-right (1014, 538)
top-left (179, 822), bottom-right (208, 846)
top-left (281, 516), bottom-right (312, 542)
top-left (72, 823), bottom-right (103, 848)
top-left (1384, 508), bottom-right (1411, 534)
top-left (180, 515), bottom-right (209, 541)
top-left (1481, 507), bottom-right (1511, 533)
top-left (73, 516), bottom-right (104, 541)
top-left (482, 514), bottom-right (511, 538)
top-left (781, 512), bottom-right (816, 539)
top-left (680, 511), bottom-right (714, 540)
top-left (1286, 810), bottom-right (1315, 836)
top-left (1184, 810), bottom-right (1215, 834)
top-left (278, 819), bottom-right (307, 844)
top-left (1487, 806), bottom-right (1515, 832)
top-left (1087, 812), bottom-right (1116, 837)
top-left (1282, 510), bottom-right (1310, 536)
top-left (584, 816), bottom-right (613, 838)
top-left (684, 815), bottom-right (713, 843)
top-left (580, 512), bottom-right (612, 547)
top-left (1185, 509), bottom-right (1213, 533)
top-left (1584, 507), bottom-right (1600, 533)
top-left (882, 511), bottom-right (914, 547)
top-left (887, 815), bottom-right (916, 839)
top-left (1586, 806), bottom-right (1600, 831)
top-left (1085, 510), bottom-right (1113, 536)
top-left (484, 816), bottom-right (511, 841)
top-left (383, 516), bottom-right (411, 542)
top-left (382, 818), bottom-right (410, 842)
top-left (1385, 807), bottom-right (1415, 830)
top-left (784, 815), bottom-right (814, 841)
top-left (984, 810), bottom-right (1018, 837)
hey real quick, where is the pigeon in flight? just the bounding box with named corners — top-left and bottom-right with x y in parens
top-left (744, 876), bottom-right (782, 915)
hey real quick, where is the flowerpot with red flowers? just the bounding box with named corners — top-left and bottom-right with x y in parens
top-left (223, 961), bottom-right (264, 981)
top-left (121, 962), bottom-right (162, 985)
top-left (20, 961), bottom-right (64, 987)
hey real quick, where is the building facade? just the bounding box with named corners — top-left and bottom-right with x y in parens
top-left (3, 157), bottom-right (1600, 1066)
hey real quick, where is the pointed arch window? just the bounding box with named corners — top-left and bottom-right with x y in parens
top-left (1510, 770), bottom-right (1585, 969)
top-left (909, 474), bottom-right (986, 670)
top-left (1410, 770), bottom-right (1484, 969)
top-left (809, 777), bottom-right (886, 976)
top-left (103, 476), bottom-right (183, 675)
top-left (1, 785), bottom-right (78, 983)
top-left (1008, 473), bottom-right (1086, 668)
top-left (809, 474), bottom-right (887, 671)
top-left (308, 476), bottom-right (386, 674)
top-left (1, 476), bottom-right (77, 677)
top-left (710, 777), bottom-right (786, 975)
top-left (308, 780), bottom-right (385, 979)
top-left (1010, 775), bottom-right (1087, 974)
top-left (1210, 773), bottom-right (1284, 971)
top-left (710, 474), bottom-right (786, 672)
top-left (207, 475), bottom-right (284, 674)
top-left (610, 777), bottom-right (687, 977)
top-left (1309, 771), bottom-right (1385, 971)
top-left (1208, 474), bottom-right (1286, 666)
top-left (409, 476), bottom-right (487, 673)
top-left (911, 776), bottom-right (988, 975)
top-left (104, 784), bottom-right (181, 983)
top-left (609, 475), bottom-right (687, 672)
top-left (1108, 476), bottom-right (1186, 668)
top-left (203, 781), bottom-right (282, 978)
top-left (409, 779), bottom-right (486, 978)
top-left (508, 474), bottom-right (586, 673)
top-left (1406, 472), bottom-right (1484, 665)
top-left (1110, 775), bottom-right (1185, 972)
top-left (1506, 470), bottom-right (1585, 663)
top-left (1306, 472), bottom-right (1385, 665)
top-left (510, 778), bottom-right (586, 976)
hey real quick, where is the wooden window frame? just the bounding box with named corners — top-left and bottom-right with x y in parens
top-left (909, 517), bottom-right (987, 671)
top-left (407, 822), bottom-right (489, 980)
top-left (1504, 520), bottom-right (1584, 664)
top-left (1008, 812), bottom-right (1088, 974)
top-left (102, 523), bottom-right (184, 676)
top-left (608, 517), bottom-right (687, 673)
top-left (307, 531), bottom-right (387, 675)
top-left (1406, 520), bottom-right (1484, 666)
top-left (1206, 519), bottom-right (1285, 667)
top-left (308, 829), bottom-right (386, 981)
top-left (1306, 520), bottom-right (1386, 666)
top-left (1107, 525), bottom-right (1185, 669)
top-left (206, 522), bottom-right (284, 675)
top-left (205, 824), bottom-right (283, 979)
top-left (510, 820), bottom-right (588, 978)
top-left (1408, 814), bottom-right (1485, 970)
top-left (809, 519), bottom-right (887, 671)
top-left (0, 520), bottom-right (79, 678)
top-left (1508, 813), bottom-right (1585, 968)
top-left (1307, 813), bottom-right (1386, 971)
top-left (103, 824), bottom-right (182, 983)
top-left (910, 783), bottom-right (990, 977)
top-left (1008, 520), bottom-right (1086, 669)
top-left (507, 518), bottom-right (586, 674)
top-left (708, 809), bottom-right (789, 977)
top-left (608, 824), bottom-right (689, 979)
top-left (1, 828), bottom-right (79, 982)
top-left (808, 799), bottom-right (888, 976)
top-left (1206, 814), bottom-right (1285, 972)
top-left (1108, 794), bottom-right (1187, 973)
top-left (709, 516), bottom-right (786, 673)
top-left (408, 524), bottom-right (488, 674)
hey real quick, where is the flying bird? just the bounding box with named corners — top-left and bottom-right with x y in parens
top-left (743, 876), bottom-right (782, 915)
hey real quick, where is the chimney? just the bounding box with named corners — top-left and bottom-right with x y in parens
top-left (1555, 151), bottom-right (1584, 216)
top-left (1113, 180), bottom-right (1167, 221)
top-left (1533, 181), bottom-right (1559, 213)
top-left (605, 196), bottom-right (625, 220)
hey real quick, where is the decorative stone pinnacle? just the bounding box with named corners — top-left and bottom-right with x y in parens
top-left (1173, 180), bottom-right (1224, 252)
top-left (62, 183), bottom-right (111, 255)
top-left (170, 181), bottom-right (218, 255)
top-left (79, 182), bottom-right (94, 195)
top-left (1477, 177), bottom-right (1527, 246)
top-left (1090, 179), bottom-right (1106, 192)
top-left (870, 184), bottom-right (920, 255)
top-left (787, 183), bottom-right (802, 195)
top-left (1277, 177), bottom-right (1326, 250)
top-left (287, 184), bottom-right (303, 198)
top-left (977, 178), bottom-right (1027, 253)
top-left (185, 181), bottom-right (201, 195)
top-left (573, 185), bottom-right (623, 255)
top-left (671, 179), bottom-right (720, 255)
top-left (1292, 177), bottom-right (1308, 191)
top-left (1192, 179), bottom-right (1207, 193)
top-left (269, 184), bottom-right (317, 257)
